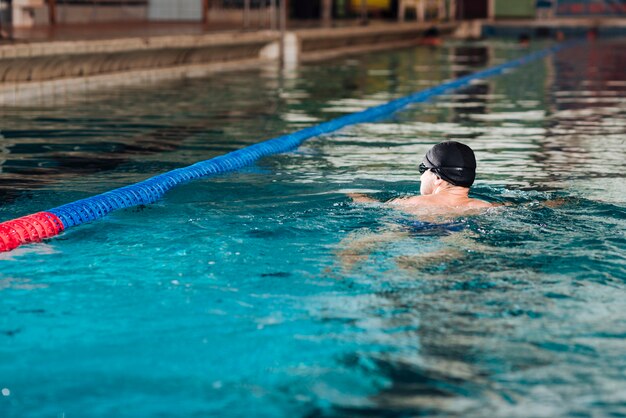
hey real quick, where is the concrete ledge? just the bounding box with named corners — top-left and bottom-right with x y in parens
top-left (297, 22), bottom-right (457, 56)
top-left (0, 31), bottom-right (280, 59)
top-left (0, 41), bottom-right (274, 83)
top-left (0, 57), bottom-right (270, 106)
top-left (301, 38), bottom-right (429, 63)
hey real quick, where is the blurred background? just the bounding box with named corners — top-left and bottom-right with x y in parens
top-left (1, 0), bottom-right (624, 40)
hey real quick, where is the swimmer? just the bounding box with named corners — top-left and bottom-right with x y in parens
top-left (556, 30), bottom-right (565, 42)
top-left (420, 26), bottom-right (443, 47)
top-left (337, 141), bottom-right (490, 273)
top-left (337, 141), bottom-right (566, 274)
top-left (349, 141), bottom-right (492, 217)
top-left (587, 27), bottom-right (598, 41)
top-left (518, 33), bottom-right (531, 47)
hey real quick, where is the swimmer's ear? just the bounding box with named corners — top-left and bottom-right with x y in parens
top-left (432, 175), bottom-right (445, 186)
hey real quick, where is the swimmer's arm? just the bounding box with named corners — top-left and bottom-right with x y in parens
top-left (386, 197), bottom-right (416, 206)
top-left (542, 198), bottom-right (568, 208)
top-left (347, 193), bottom-right (382, 205)
top-left (348, 193), bottom-right (414, 206)
top-left (487, 199), bottom-right (569, 209)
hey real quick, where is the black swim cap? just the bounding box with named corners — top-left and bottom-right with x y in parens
top-left (422, 141), bottom-right (477, 187)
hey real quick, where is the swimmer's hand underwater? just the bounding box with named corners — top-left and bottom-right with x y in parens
top-left (347, 193), bottom-right (381, 205)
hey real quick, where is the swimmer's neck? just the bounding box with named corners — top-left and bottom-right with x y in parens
top-left (415, 183), bottom-right (492, 209)
top-left (428, 184), bottom-right (470, 199)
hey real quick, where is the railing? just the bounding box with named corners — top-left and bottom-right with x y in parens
top-left (209, 0), bottom-right (277, 29)
top-left (54, 0), bottom-right (150, 23)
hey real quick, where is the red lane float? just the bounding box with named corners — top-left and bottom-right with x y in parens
top-left (0, 212), bottom-right (64, 252)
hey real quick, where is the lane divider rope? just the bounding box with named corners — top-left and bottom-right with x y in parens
top-left (0, 41), bottom-right (577, 253)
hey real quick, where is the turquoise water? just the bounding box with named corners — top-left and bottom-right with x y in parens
top-left (1, 40), bottom-right (625, 417)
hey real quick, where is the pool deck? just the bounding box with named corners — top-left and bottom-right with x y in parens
top-left (0, 20), bottom-right (458, 105)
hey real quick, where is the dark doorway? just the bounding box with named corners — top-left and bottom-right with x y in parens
top-left (0, 0), bottom-right (12, 38)
top-left (456, 0), bottom-right (488, 19)
top-left (292, 0), bottom-right (321, 19)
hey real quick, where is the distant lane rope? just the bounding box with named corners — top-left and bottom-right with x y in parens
top-left (0, 41), bottom-right (577, 252)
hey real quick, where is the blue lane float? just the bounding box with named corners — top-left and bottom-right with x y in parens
top-left (0, 41), bottom-right (577, 252)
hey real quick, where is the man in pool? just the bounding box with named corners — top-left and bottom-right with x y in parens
top-left (349, 141), bottom-right (492, 214)
top-left (338, 141), bottom-right (491, 273)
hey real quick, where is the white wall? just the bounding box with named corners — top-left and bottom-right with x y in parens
top-left (148, 0), bottom-right (203, 21)
top-left (12, 0), bottom-right (46, 27)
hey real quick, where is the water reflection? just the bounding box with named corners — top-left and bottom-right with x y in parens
top-left (537, 39), bottom-right (626, 201)
top-left (0, 73), bottom-right (286, 205)
top-left (448, 44), bottom-right (490, 126)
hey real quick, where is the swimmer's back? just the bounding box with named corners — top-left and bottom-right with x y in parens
top-left (388, 195), bottom-right (492, 209)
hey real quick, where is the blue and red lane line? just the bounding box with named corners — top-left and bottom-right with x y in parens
top-left (0, 41), bottom-right (579, 253)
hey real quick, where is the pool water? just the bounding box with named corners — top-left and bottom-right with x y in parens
top-left (1, 39), bottom-right (625, 417)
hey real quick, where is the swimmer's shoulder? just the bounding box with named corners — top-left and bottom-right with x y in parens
top-left (466, 198), bottom-right (493, 208)
top-left (388, 196), bottom-right (492, 207)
